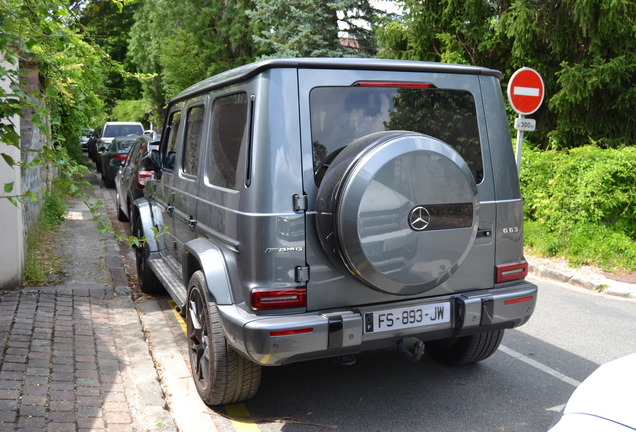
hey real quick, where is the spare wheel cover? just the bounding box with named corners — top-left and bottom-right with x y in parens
top-left (316, 132), bottom-right (479, 296)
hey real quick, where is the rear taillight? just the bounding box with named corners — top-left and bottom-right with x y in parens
top-left (134, 171), bottom-right (153, 190)
top-left (251, 288), bottom-right (306, 310)
top-left (496, 261), bottom-right (529, 283)
top-left (111, 154), bottom-right (127, 163)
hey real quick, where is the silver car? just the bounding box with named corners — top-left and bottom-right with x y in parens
top-left (132, 58), bottom-right (538, 406)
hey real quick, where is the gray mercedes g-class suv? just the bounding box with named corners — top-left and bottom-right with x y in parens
top-left (133, 58), bottom-right (537, 406)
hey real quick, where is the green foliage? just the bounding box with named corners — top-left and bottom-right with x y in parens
top-left (377, 0), bottom-right (636, 150)
top-left (129, 0), bottom-right (261, 109)
top-left (248, 0), bottom-right (381, 58)
top-left (24, 181), bottom-right (67, 286)
top-left (77, 0), bottom-right (142, 107)
top-left (521, 146), bottom-right (636, 272)
top-left (111, 99), bottom-right (151, 124)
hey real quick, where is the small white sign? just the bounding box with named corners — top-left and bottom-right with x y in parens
top-left (513, 86), bottom-right (541, 97)
top-left (515, 117), bottom-right (536, 131)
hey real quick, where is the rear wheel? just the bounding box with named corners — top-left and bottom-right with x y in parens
top-left (187, 271), bottom-right (261, 405)
top-left (116, 191), bottom-right (129, 222)
top-left (426, 330), bottom-right (504, 366)
top-left (134, 217), bottom-right (163, 294)
top-left (102, 171), bottom-right (115, 188)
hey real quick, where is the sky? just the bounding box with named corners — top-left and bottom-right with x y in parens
top-left (371, 0), bottom-right (403, 15)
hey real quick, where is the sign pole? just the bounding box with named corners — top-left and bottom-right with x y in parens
top-left (515, 115), bottom-right (525, 174)
top-left (507, 67), bottom-right (544, 177)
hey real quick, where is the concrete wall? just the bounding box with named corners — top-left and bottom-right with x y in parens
top-left (20, 61), bottom-right (47, 230)
top-left (0, 50), bottom-right (25, 290)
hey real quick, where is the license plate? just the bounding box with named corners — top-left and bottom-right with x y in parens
top-left (364, 302), bottom-right (450, 334)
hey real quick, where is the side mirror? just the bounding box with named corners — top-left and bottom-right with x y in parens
top-left (98, 146), bottom-right (106, 152)
top-left (109, 158), bottom-right (123, 167)
top-left (143, 149), bottom-right (162, 180)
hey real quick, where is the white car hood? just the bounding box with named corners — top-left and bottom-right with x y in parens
top-left (550, 353), bottom-right (636, 431)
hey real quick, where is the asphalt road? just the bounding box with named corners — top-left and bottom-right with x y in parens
top-left (100, 186), bottom-right (636, 432)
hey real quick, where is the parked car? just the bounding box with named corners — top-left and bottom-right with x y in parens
top-left (87, 130), bottom-right (101, 162)
top-left (79, 128), bottom-right (93, 149)
top-left (100, 136), bottom-right (136, 188)
top-left (114, 135), bottom-right (159, 223)
top-left (96, 121), bottom-right (144, 158)
top-left (549, 353), bottom-right (636, 431)
top-left (144, 130), bottom-right (159, 140)
top-left (132, 58), bottom-right (537, 406)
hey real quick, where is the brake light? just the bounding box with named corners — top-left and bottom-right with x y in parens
top-left (269, 327), bottom-right (313, 337)
top-left (251, 288), bottom-right (306, 310)
top-left (496, 261), bottom-right (529, 283)
top-left (134, 171), bottom-right (154, 190)
top-left (111, 154), bottom-right (127, 163)
top-left (354, 81), bottom-right (436, 88)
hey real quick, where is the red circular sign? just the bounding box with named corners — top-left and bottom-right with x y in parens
top-left (507, 67), bottom-right (545, 115)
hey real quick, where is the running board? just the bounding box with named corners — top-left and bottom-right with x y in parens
top-left (148, 257), bottom-right (187, 309)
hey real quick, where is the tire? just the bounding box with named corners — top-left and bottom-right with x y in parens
top-left (134, 217), bottom-right (163, 294)
top-left (426, 330), bottom-right (505, 366)
top-left (102, 171), bottom-right (115, 188)
top-left (116, 191), bottom-right (129, 222)
top-left (187, 271), bottom-right (262, 406)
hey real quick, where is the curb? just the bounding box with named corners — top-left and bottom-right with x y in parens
top-left (94, 181), bottom-right (178, 432)
top-left (527, 260), bottom-right (636, 299)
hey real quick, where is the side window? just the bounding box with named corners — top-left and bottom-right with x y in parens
top-left (208, 93), bottom-right (248, 190)
top-left (182, 105), bottom-right (205, 176)
top-left (163, 110), bottom-right (182, 171)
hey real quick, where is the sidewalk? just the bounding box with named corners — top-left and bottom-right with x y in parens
top-left (0, 170), bottom-right (176, 432)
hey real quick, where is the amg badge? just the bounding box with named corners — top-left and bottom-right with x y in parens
top-left (265, 247), bottom-right (304, 253)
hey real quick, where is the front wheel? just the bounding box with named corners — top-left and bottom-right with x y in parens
top-left (426, 330), bottom-right (504, 366)
top-left (187, 271), bottom-right (261, 406)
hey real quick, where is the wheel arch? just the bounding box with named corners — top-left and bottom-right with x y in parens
top-left (131, 198), bottom-right (160, 252)
top-left (183, 238), bottom-right (233, 305)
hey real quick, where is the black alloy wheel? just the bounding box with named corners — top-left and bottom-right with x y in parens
top-left (187, 271), bottom-right (261, 405)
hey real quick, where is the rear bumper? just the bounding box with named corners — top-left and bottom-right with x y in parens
top-left (218, 282), bottom-right (537, 366)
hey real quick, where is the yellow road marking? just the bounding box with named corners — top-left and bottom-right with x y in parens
top-left (167, 300), bottom-right (188, 334)
top-left (225, 403), bottom-right (262, 432)
top-left (167, 300), bottom-right (261, 432)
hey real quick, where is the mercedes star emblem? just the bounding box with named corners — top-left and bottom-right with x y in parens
top-left (408, 206), bottom-right (431, 231)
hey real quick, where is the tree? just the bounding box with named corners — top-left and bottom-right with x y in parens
top-left (377, 0), bottom-right (636, 149)
top-left (129, 0), bottom-right (262, 125)
top-left (248, 0), bottom-right (381, 58)
top-left (76, 0), bottom-right (142, 108)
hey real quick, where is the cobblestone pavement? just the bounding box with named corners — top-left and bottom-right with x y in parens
top-left (0, 288), bottom-right (141, 432)
top-left (0, 166), bottom-right (176, 432)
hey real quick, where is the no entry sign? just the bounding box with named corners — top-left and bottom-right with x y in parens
top-left (507, 67), bottom-right (544, 115)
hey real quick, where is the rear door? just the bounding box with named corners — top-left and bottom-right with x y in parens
top-left (297, 67), bottom-right (497, 310)
top-left (171, 97), bottom-right (207, 268)
top-left (154, 105), bottom-right (182, 267)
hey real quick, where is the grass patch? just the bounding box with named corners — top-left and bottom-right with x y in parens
top-left (23, 181), bottom-right (68, 286)
top-left (521, 145), bottom-right (636, 273)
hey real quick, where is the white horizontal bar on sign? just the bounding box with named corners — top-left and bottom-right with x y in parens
top-left (513, 86), bottom-right (540, 97)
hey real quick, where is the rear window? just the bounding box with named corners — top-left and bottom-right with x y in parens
top-left (103, 124), bottom-right (144, 138)
top-left (116, 139), bottom-right (134, 152)
top-left (310, 86), bottom-right (483, 183)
